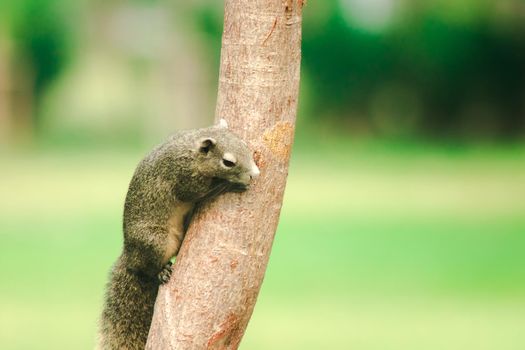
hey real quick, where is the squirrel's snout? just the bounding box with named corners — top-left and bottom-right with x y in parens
top-left (249, 164), bottom-right (260, 179)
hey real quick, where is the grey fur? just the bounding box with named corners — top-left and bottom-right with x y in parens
top-left (98, 123), bottom-right (259, 349)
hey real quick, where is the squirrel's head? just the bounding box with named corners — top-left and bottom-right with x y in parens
top-left (194, 119), bottom-right (260, 191)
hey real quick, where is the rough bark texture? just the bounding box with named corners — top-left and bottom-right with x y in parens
top-left (146, 0), bottom-right (302, 349)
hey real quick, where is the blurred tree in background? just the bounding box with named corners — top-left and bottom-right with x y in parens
top-left (0, 0), bottom-right (77, 139)
top-left (0, 0), bottom-right (524, 146)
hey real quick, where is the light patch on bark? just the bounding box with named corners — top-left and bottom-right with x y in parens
top-left (262, 121), bottom-right (294, 162)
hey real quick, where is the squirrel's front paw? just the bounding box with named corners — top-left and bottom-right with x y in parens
top-left (157, 262), bottom-right (173, 284)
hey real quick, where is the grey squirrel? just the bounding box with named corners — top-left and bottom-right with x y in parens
top-left (98, 119), bottom-right (259, 350)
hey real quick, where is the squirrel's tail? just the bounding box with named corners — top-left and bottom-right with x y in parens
top-left (98, 257), bottom-right (159, 350)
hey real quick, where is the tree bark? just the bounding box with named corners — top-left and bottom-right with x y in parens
top-left (146, 0), bottom-right (302, 349)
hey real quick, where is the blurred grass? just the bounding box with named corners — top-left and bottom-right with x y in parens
top-left (1, 144), bottom-right (525, 349)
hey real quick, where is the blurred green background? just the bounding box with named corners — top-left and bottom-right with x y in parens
top-left (1, 0), bottom-right (524, 349)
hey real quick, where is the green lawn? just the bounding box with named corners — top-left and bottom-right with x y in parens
top-left (1, 145), bottom-right (524, 349)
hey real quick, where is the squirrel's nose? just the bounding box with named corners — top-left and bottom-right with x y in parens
top-left (249, 164), bottom-right (260, 179)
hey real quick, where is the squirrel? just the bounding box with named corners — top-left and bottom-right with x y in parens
top-left (98, 119), bottom-right (260, 350)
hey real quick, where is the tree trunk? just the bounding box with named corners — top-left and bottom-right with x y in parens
top-left (146, 0), bottom-right (302, 349)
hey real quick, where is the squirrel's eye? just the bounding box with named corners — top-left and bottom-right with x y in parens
top-left (222, 159), bottom-right (236, 168)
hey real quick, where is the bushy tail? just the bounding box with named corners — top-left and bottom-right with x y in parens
top-left (98, 257), bottom-right (159, 350)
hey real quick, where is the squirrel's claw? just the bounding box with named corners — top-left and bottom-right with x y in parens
top-left (157, 262), bottom-right (173, 284)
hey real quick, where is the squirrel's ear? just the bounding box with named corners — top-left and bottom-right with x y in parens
top-left (217, 118), bottom-right (228, 129)
top-left (197, 137), bottom-right (217, 154)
